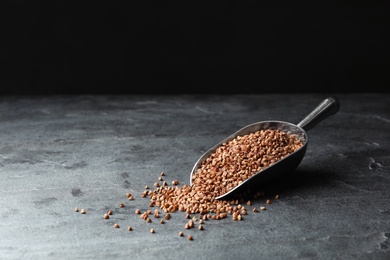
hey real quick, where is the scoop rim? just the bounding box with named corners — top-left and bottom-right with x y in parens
top-left (189, 120), bottom-right (308, 199)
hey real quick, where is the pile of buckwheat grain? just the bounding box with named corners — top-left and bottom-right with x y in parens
top-left (148, 129), bottom-right (303, 215)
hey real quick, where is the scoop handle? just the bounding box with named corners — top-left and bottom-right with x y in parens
top-left (297, 96), bottom-right (340, 132)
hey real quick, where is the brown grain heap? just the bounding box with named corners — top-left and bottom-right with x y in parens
top-left (148, 129), bottom-right (302, 215)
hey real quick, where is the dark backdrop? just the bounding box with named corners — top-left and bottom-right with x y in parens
top-left (0, 1), bottom-right (388, 95)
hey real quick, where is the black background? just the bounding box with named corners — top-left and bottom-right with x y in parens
top-left (0, 1), bottom-right (388, 95)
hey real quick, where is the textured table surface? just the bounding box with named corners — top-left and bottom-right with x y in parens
top-left (0, 94), bottom-right (389, 260)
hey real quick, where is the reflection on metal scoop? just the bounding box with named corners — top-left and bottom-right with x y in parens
top-left (190, 97), bottom-right (340, 200)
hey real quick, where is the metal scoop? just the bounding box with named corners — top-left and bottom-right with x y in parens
top-left (190, 96), bottom-right (340, 200)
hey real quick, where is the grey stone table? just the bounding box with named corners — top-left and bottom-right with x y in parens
top-left (0, 94), bottom-right (389, 260)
